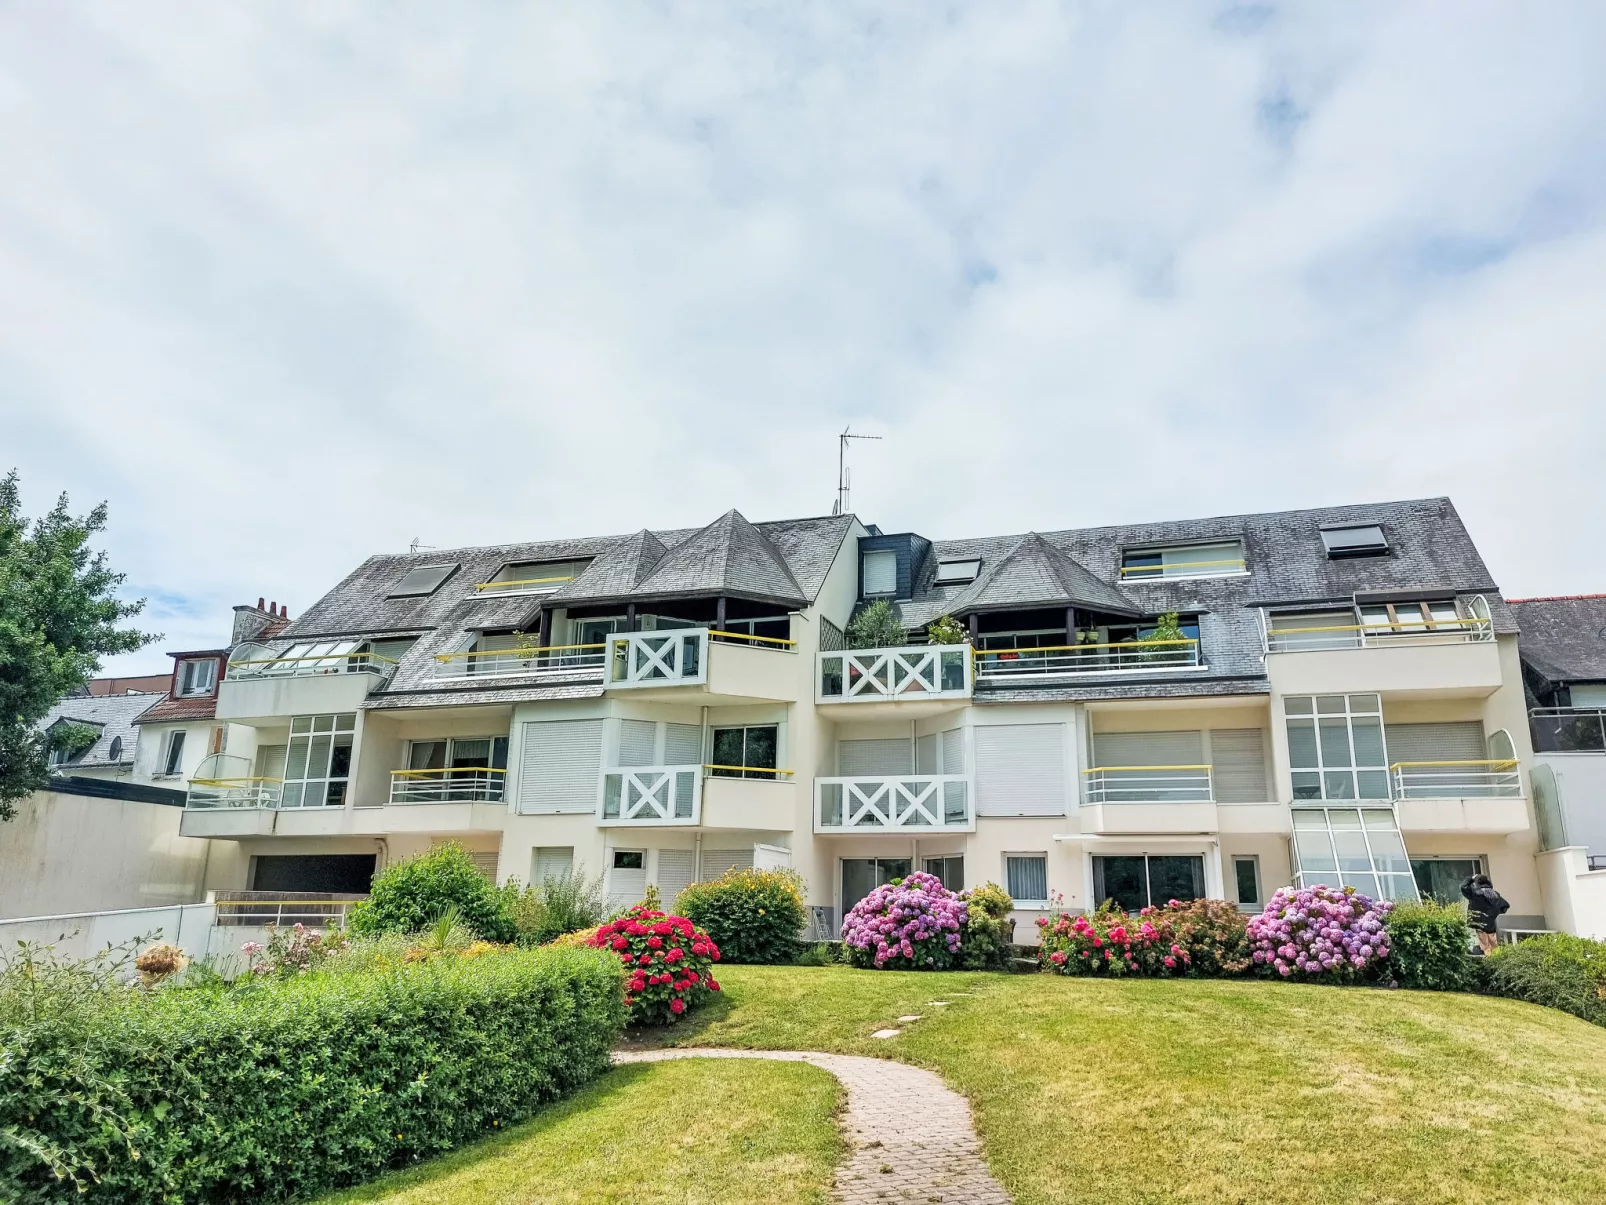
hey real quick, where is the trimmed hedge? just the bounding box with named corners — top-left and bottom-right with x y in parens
top-left (1385, 899), bottom-right (1474, 991)
top-left (0, 946), bottom-right (625, 1204)
top-left (1482, 933), bottom-right (1606, 1027)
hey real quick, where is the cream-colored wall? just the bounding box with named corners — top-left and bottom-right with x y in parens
top-left (134, 719), bottom-right (260, 788)
top-left (0, 790), bottom-right (221, 919)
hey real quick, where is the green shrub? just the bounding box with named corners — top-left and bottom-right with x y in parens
top-left (793, 941), bottom-right (845, 967)
top-left (926, 614), bottom-right (968, 645)
top-left (959, 882), bottom-right (1015, 971)
top-left (674, 868), bottom-right (807, 964)
top-left (0, 945), bottom-right (625, 1203)
top-left (504, 870), bottom-right (606, 946)
top-left (846, 599), bottom-right (907, 649)
top-left (347, 843), bottom-right (516, 943)
top-left (1385, 899), bottom-right (1474, 991)
top-left (1482, 933), bottom-right (1606, 1026)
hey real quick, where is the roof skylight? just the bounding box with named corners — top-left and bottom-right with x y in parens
top-left (1320, 526), bottom-right (1390, 559)
top-left (388, 564), bottom-right (459, 598)
top-left (934, 558), bottom-right (981, 585)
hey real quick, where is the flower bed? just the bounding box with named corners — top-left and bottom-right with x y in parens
top-left (1247, 885), bottom-right (1391, 981)
top-left (590, 903), bottom-right (721, 1023)
top-left (840, 871), bottom-right (966, 970)
top-left (1037, 899), bottom-right (1250, 978)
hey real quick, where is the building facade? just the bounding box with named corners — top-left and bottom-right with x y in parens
top-left (164, 496), bottom-right (1583, 940)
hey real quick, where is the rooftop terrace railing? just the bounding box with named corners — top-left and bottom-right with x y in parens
top-left (1118, 556), bottom-right (1246, 580)
top-left (227, 649), bottom-right (397, 680)
top-left (972, 638), bottom-right (1202, 681)
top-left (1265, 614), bottom-right (1492, 653)
top-left (471, 574), bottom-right (577, 596)
top-left (432, 643), bottom-right (607, 681)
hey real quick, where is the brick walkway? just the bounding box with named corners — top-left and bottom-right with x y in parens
top-left (613, 1048), bottom-right (1011, 1204)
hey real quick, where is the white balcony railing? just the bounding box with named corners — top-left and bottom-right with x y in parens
top-left (187, 778), bottom-right (285, 809)
top-left (433, 643), bottom-right (606, 682)
top-left (599, 765), bottom-right (703, 825)
top-left (973, 639), bottom-right (1201, 681)
top-left (389, 767), bottom-right (506, 804)
top-left (817, 644), bottom-right (971, 703)
top-left (1083, 765), bottom-right (1214, 804)
top-left (1390, 760), bottom-right (1522, 799)
top-left (1265, 614), bottom-right (1493, 653)
top-left (607, 629), bottom-right (710, 688)
top-left (815, 775), bottom-right (973, 833)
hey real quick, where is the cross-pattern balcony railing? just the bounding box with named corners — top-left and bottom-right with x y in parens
top-left (607, 629), bottom-right (709, 688)
top-left (389, 767), bottom-right (506, 804)
top-left (432, 643), bottom-right (607, 681)
top-left (1390, 760), bottom-right (1522, 799)
top-left (972, 639), bottom-right (1201, 680)
top-left (1530, 708), bottom-right (1606, 753)
top-left (817, 644), bottom-right (971, 703)
top-left (187, 778), bottom-right (284, 809)
top-left (1082, 765), bottom-right (1214, 804)
top-left (599, 765), bottom-right (703, 825)
top-left (815, 775), bottom-right (973, 833)
top-left (1265, 615), bottom-right (1492, 653)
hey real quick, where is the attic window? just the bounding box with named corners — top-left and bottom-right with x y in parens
top-left (177, 658), bottom-right (218, 697)
top-left (475, 559), bottom-right (590, 596)
top-left (388, 564), bottom-right (458, 598)
top-left (935, 558), bottom-right (981, 585)
top-left (1320, 526), bottom-right (1389, 559)
top-left (862, 550), bottom-right (897, 597)
top-left (1121, 540), bottom-right (1245, 580)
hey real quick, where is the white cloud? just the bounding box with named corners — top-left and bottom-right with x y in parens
top-left (1, 2), bottom-right (1603, 674)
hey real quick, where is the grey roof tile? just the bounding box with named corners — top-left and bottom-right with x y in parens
top-left (1510, 595), bottom-right (1606, 682)
top-left (555, 529), bottom-right (668, 604)
top-left (37, 693), bottom-right (161, 768)
top-left (626, 509), bottom-right (808, 605)
top-left (931, 532), bottom-right (1140, 619)
top-left (363, 682), bottom-right (605, 710)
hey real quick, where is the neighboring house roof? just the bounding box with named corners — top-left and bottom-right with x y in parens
top-left (136, 648), bottom-right (231, 725)
top-left (1509, 595), bottom-right (1606, 683)
top-left (38, 692), bottom-right (160, 769)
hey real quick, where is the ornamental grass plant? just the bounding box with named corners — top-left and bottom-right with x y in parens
top-left (840, 871), bottom-right (965, 970)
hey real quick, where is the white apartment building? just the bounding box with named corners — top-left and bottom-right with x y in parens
top-left (160, 496), bottom-right (1602, 940)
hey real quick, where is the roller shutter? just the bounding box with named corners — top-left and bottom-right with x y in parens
top-left (517, 719), bottom-right (603, 814)
top-left (618, 719), bottom-right (658, 767)
top-left (1210, 729), bottom-right (1269, 803)
top-left (665, 723), bottom-right (704, 766)
top-left (1092, 730), bottom-right (1204, 768)
top-left (839, 738), bottom-right (913, 776)
top-left (655, 849), bottom-right (696, 908)
top-left (975, 724), bottom-right (1067, 817)
top-left (700, 848), bottom-right (755, 880)
top-left (1385, 722), bottom-right (1485, 766)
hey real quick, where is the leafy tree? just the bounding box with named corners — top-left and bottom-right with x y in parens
top-left (0, 471), bottom-right (152, 820)
top-left (846, 599), bottom-right (907, 649)
top-left (926, 614), bottom-right (968, 645)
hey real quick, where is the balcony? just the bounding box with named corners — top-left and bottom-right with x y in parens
top-left (1390, 760), bottom-right (1521, 800)
top-left (1531, 708), bottom-right (1606, 753)
top-left (1079, 765), bottom-right (1218, 835)
top-left (219, 641), bottom-right (396, 721)
top-left (599, 765), bottom-right (703, 826)
top-left (432, 643), bottom-right (605, 684)
top-left (605, 628), bottom-right (800, 702)
top-left (1264, 615), bottom-right (1492, 654)
top-left (187, 777), bottom-right (284, 809)
top-left (816, 644), bottom-right (971, 711)
top-left (814, 775), bottom-right (973, 834)
top-left (389, 767), bottom-right (506, 804)
top-left (972, 639), bottom-right (1201, 683)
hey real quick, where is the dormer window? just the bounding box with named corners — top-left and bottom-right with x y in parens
top-left (934, 558), bottom-right (981, 585)
top-left (1320, 525), bottom-right (1389, 559)
top-left (177, 658), bottom-right (218, 697)
top-left (474, 559), bottom-right (591, 596)
top-left (388, 563), bottom-right (459, 598)
top-left (1121, 540), bottom-right (1245, 580)
top-left (862, 550), bottom-right (897, 597)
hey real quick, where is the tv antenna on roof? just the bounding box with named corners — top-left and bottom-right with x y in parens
top-left (832, 426), bottom-right (882, 516)
top-left (408, 538), bottom-right (436, 555)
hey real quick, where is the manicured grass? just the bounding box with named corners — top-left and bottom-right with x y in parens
top-left (649, 966), bottom-right (1606, 1205)
top-left (316, 1057), bottom-right (841, 1205)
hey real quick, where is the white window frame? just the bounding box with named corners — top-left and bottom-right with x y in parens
top-left (1286, 694), bottom-right (1390, 801)
top-left (280, 713), bottom-right (356, 809)
top-left (1004, 852), bottom-right (1050, 907)
top-left (162, 729), bottom-right (187, 777)
top-left (862, 549), bottom-right (897, 597)
top-left (934, 558), bottom-right (980, 585)
top-left (177, 658), bottom-right (218, 698)
top-left (1231, 855), bottom-right (1262, 911)
top-left (1120, 540), bottom-right (1247, 581)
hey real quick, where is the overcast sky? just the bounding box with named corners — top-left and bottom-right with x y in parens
top-left (3, 3), bottom-right (1604, 677)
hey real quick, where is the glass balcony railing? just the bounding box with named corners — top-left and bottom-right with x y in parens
top-left (1530, 708), bottom-right (1606, 753)
top-left (227, 641), bottom-right (397, 680)
top-left (187, 778), bottom-right (285, 809)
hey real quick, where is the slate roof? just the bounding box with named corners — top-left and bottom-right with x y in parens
top-left (1509, 595), bottom-right (1606, 683)
top-left (930, 532), bottom-right (1140, 618)
top-left (624, 510), bottom-right (807, 606)
top-left (38, 692), bottom-right (160, 768)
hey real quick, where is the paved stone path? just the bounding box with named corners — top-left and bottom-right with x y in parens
top-left (613, 1048), bottom-right (1011, 1204)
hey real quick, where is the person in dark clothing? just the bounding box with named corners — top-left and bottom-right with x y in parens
top-left (1461, 874), bottom-right (1510, 953)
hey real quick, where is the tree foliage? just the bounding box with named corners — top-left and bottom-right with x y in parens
top-left (0, 471), bottom-right (152, 820)
top-left (846, 599), bottom-right (907, 649)
top-left (926, 613), bottom-right (968, 645)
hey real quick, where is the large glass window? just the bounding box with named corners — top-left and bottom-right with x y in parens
top-left (1286, 694), bottom-right (1388, 800)
top-left (1007, 855), bottom-right (1049, 903)
top-left (1120, 541), bottom-right (1245, 580)
top-left (282, 714), bottom-right (356, 808)
top-left (1092, 855), bottom-right (1204, 912)
top-left (398, 735), bottom-right (509, 801)
top-left (842, 857), bottom-right (911, 915)
top-left (924, 856), bottom-right (964, 891)
top-left (710, 726), bottom-right (778, 779)
top-left (1291, 807), bottom-right (1416, 901)
top-left (1411, 857), bottom-right (1483, 904)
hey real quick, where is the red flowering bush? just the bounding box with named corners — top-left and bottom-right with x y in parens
top-left (588, 903), bottom-right (721, 1024)
top-left (1037, 899), bottom-right (1250, 978)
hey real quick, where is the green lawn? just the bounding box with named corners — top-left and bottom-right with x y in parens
top-left (643, 966), bottom-right (1606, 1205)
top-left (316, 1057), bottom-right (841, 1205)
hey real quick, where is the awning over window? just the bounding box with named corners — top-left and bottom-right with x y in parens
top-left (1291, 807), bottom-right (1417, 902)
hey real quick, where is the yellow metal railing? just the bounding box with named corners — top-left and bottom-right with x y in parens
top-left (1119, 558), bottom-right (1246, 579)
top-left (434, 642), bottom-right (603, 663)
top-left (707, 629), bottom-right (796, 648)
top-left (704, 764), bottom-right (794, 778)
top-left (974, 638), bottom-right (1198, 656)
top-left (472, 575), bottom-right (577, 593)
top-left (1268, 619), bottom-right (1486, 636)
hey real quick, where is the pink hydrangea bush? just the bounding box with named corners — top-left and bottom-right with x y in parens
top-left (840, 871), bottom-right (966, 970)
top-left (1247, 885), bottom-right (1392, 981)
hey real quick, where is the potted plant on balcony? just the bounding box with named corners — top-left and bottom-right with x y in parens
top-left (926, 614), bottom-right (967, 646)
top-left (847, 600), bottom-right (908, 650)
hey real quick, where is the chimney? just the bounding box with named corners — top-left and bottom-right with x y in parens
top-left (232, 598), bottom-right (282, 645)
